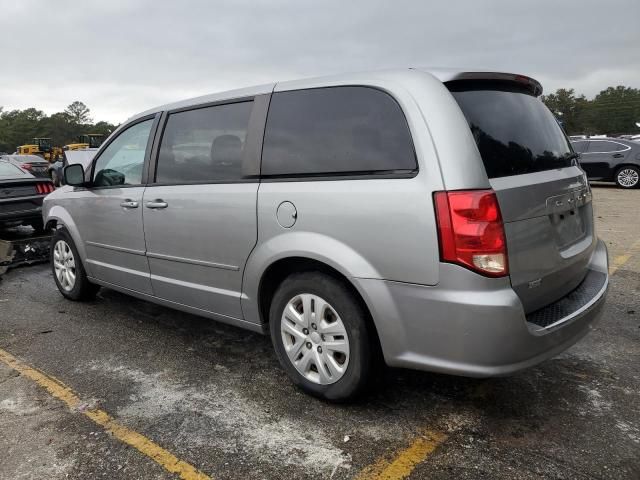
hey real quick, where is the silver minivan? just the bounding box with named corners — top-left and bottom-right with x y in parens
top-left (44, 69), bottom-right (609, 401)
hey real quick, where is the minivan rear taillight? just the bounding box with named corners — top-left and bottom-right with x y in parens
top-left (433, 190), bottom-right (508, 277)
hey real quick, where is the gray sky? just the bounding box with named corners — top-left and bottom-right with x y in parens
top-left (1, 0), bottom-right (638, 124)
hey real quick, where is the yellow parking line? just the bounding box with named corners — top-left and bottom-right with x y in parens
top-left (354, 430), bottom-right (448, 480)
top-left (610, 254), bottom-right (631, 276)
top-left (609, 239), bottom-right (640, 276)
top-left (0, 348), bottom-right (211, 480)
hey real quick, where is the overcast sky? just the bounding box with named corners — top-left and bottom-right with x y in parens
top-left (1, 0), bottom-right (638, 124)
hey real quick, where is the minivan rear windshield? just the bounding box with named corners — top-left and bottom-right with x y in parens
top-left (448, 81), bottom-right (573, 179)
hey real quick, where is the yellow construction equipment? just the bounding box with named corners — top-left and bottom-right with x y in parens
top-left (16, 138), bottom-right (62, 162)
top-left (63, 133), bottom-right (104, 151)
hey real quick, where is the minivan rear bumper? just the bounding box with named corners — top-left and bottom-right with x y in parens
top-left (354, 239), bottom-right (608, 377)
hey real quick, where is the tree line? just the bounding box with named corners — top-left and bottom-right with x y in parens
top-left (0, 101), bottom-right (117, 154)
top-left (1, 85), bottom-right (639, 153)
top-left (541, 86), bottom-right (640, 136)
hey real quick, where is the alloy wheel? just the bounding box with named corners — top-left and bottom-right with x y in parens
top-left (280, 293), bottom-right (350, 385)
top-left (617, 168), bottom-right (639, 188)
top-left (53, 240), bottom-right (76, 291)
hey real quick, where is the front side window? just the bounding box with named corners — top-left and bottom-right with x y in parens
top-left (156, 101), bottom-right (253, 183)
top-left (261, 87), bottom-right (416, 176)
top-left (93, 119), bottom-right (153, 187)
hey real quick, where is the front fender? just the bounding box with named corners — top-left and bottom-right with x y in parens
top-left (241, 231), bottom-right (382, 325)
top-left (45, 204), bottom-right (88, 265)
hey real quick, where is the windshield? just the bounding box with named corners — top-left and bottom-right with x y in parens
top-left (449, 82), bottom-right (573, 179)
top-left (6, 155), bottom-right (46, 163)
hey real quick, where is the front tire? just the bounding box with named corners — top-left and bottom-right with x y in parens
top-left (51, 228), bottom-right (100, 301)
top-left (615, 166), bottom-right (640, 189)
top-left (269, 271), bottom-right (372, 401)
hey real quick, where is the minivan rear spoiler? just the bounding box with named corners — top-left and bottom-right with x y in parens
top-left (415, 68), bottom-right (543, 96)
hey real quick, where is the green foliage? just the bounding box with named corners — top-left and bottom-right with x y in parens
top-left (64, 101), bottom-right (92, 124)
top-left (542, 86), bottom-right (640, 136)
top-left (0, 102), bottom-right (118, 153)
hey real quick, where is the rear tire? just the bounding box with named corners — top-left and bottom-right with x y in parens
top-left (615, 166), bottom-right (640, 189)
top-left (51, 228), bottom-right (100, 301)
top-left (269, 271), bottom-right (372, 401)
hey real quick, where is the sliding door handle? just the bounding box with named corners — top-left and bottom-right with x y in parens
top-left (120, 200), bottom-right (139, 209)
top-left (145, 200), bottom-right (168, 209)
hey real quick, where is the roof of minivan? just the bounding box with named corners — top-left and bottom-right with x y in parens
top-left (130, 68), bottom-right (542, 123)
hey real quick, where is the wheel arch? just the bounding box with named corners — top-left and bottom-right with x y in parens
top-left (254, 255), bottom-right (384, 362)
top-left (241, 232), bottom-right (384, 347)
top-left (44, 205), bottom-right (88, 262)
top-left (242, 232), bottom-right (382, 323)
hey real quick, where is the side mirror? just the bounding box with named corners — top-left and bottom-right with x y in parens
top-left (64, 164), bottom-right (86, 187)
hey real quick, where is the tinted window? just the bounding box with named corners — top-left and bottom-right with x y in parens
top-left (571, 141), bottom-right (589, 154)
top-left (261, 87), bottom-right (416, 176)
top-left (156, 102), bottom-right (253, 183)
top-left (450, 83), bottom-right (573, 178)
top-left (93, 119), bottom-right (153, 186)
top-left (588, 140), bottom-right (627, 153)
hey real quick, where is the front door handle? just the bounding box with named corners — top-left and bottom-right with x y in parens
top-left (120, 200), bottom-right (139, 209)
top-left (145, 199), bottom-right (168, 209)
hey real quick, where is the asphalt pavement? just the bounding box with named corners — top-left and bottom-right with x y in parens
top-left (0, 184), bottom-right (638, 479)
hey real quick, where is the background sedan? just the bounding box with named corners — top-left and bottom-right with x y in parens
top-left (0, 159), bottom-right (54, 232)
top-left (0, 154), bottom-right (51, 179)
top-left (572, 137), bottom-right (640, 188)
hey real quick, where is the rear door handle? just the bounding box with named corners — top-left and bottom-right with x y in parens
top-left (612, 153), bottom-right (624, 158)
top-left (120, 200), bottom-right (139, 209)
top-left (145, 200), bottom-right (168, 209)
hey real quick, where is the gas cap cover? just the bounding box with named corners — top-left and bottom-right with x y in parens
top-left (276, 201), bottom-right (297, 228)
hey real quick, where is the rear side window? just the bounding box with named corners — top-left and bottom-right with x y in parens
top-left (588, 140), bottom-right (629, 153)
top-left (571, 140), bottom-right (589, 154)
top-left (156, 101), bottom-right (253, 183)
top-left (449, 82), bottom-right (574, 179)
top-left (261, 87), bottom-right (416, 176)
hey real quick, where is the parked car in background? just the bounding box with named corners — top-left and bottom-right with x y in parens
top-left (0, 158), bottom-right (54, 232)
top-left (48, 148), bottom-right (99, 186)
top-left (1, 154), bottom-right (50, 178)
top-left (571, 137), bottom-right (640, 188)
top-left (44, 69), bottom-right (608, 400)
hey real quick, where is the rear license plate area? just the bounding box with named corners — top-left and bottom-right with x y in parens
top-left (546, 189), bottom-right (590, 249)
